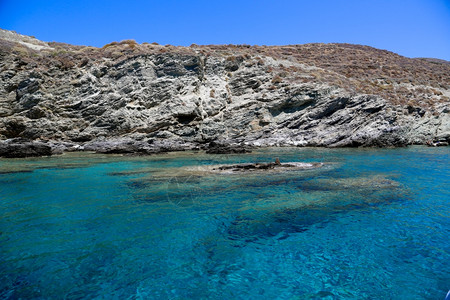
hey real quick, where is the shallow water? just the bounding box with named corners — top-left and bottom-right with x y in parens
top-left (0, 147), bottom-right (449, 299)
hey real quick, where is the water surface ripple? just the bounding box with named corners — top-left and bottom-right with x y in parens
top-left (0, 147), bottom-right (449, 299)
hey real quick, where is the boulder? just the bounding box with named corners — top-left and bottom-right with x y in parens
top-left (0, 139), bottom-right (52, 158)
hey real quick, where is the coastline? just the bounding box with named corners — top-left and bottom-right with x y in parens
top-left (1, 30), bottom-right (449, 160)
top-left (0, 137), bottom-right (448, 159)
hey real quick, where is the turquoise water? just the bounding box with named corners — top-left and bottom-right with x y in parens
top-left (0, 147), bottom-right (449, 299)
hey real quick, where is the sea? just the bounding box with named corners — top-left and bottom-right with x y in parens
top-left (0, 146), bottom-right (449, 299)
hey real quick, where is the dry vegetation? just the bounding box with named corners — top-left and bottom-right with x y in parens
top-left (1, 37), bottom-right (449, 110)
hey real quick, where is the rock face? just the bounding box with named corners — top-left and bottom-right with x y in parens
top-left (205, 141), bottom-right (251, 154)
top-left (0, 29), bottom-right (449, 156)
top-left (0, 139), bottom-right (52, 158)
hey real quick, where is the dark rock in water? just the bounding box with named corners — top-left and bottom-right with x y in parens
top-left (224, 180), bottom-right (408, 244)
top-left (217, 162), bottom-right (284, 171)
top-left (213, 160), bottom-right (322, 172)
top-left (205, 141), bottom-right (252, 154)
top-left (0, 139), bottom-right (52, 158)
top-left (426, 140), bottom-right (449, 147)
top-left (0, 170), bottom-right (33, 174)
top-left (226, 209), bottom-right (323, 243)
top-left (108, 170), bottom-right (152, 176)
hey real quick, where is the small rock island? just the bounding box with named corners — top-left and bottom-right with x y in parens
top-left (212, 158), bottom-right (323, 173)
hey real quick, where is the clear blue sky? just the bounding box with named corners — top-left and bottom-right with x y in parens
top-left (1, 0), bottom-right (449, 60)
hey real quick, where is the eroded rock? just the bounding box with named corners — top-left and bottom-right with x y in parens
top-left (212, 161), bottom-right (323, 173)
top-left (205, 140), bottom-right (252, 154)
top-left (0, 29), bottom-right (448, 152)
top-left (0, 139), bottom-right (52, 158)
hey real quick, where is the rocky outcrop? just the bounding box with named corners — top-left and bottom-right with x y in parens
top-left (82, 138), bottom-right (198, 154)
top-left (0, 138), bottom-right (52, 158)
top-left (212, 161), bottom-right (323, 173)
top-left (0, 29), bottom-right (448, 157)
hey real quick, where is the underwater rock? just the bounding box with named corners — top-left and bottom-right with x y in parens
top-left (299, 175), bottom-right (400, 191)
top-left (216, 176), bottom-right (409, 247)
top-left (224, 175), bottom-right (407, 243)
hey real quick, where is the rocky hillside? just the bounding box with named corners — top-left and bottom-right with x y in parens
top-left (0, 29), bottom-right (449, 156)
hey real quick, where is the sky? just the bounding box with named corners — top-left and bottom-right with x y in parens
top-left (0, 0), bottom-right (449, 60)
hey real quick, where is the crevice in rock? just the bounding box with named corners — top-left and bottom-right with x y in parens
top-left (176, 113), bottom-right (198, 125)
top-left (269, 100), bottom-right (315, 117)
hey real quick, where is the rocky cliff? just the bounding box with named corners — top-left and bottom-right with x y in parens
top-left (0, 29), bottom-right (449, 156)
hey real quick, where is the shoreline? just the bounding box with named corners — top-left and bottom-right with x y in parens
top-left (0, 138), bottom-right (448, 159)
